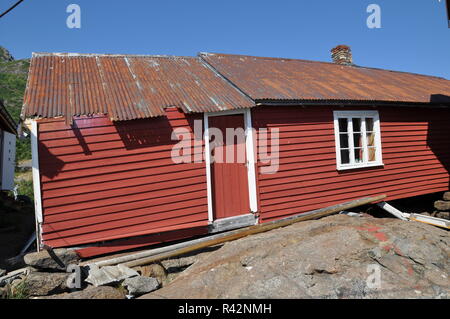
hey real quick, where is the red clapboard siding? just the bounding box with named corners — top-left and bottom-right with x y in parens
top-left (253, 105), bottom-right (450, 223)
top-left (38, 108), bottom-right (208, 248)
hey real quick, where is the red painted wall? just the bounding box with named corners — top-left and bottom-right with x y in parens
top-left (37, 105), bottom-right (450, 252)
top-left (253, 105), bottom-right (450, 222)
top-left (37, 108), bottom-right (209, 248)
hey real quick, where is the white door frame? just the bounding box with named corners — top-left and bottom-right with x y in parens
top-left (203, 108), bottom-right (258, 223)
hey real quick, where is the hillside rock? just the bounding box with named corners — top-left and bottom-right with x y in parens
top-left (0, 47), bottom-right (14, 62)
top-left (141, 215), bottom-right (449, 299)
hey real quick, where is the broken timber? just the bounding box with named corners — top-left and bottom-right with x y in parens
top-left (119, 195), bottom-right (386, 268)
top-left (409, 213), bottom-right (450, 229)
top-left (376, 202), bottom-right (409, 221)
top-left (377, 201), bottom-right (450, 229)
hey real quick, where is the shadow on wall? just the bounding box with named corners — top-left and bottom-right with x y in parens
top-left (427, 96), bottom-right (450, 191)
top-left (113, 112), bottom-right (202, 151)
top-left (114, 117), bottom-right (176, 150)
top-left (72, 120), bottom-right (92, 156)
top-left (38, 139), bottom-right (65, 179)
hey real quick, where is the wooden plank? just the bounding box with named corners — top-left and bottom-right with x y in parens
top-left (122, 195), bottom-right (387, 268)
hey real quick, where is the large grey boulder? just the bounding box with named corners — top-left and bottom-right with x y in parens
top-left (21, 272), bottom-right (70, 296)
top-left (24, 249), bottom-right (79, 271)
top-left (38, 286), bottom-right (126, 299)
top-left (85, 264), bottom-right (139, 287)
top-left (123, 276), bottom-right (160, 297)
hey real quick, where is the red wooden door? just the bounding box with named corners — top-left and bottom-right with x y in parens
top-left (209, 114), bottom-right (250, 220)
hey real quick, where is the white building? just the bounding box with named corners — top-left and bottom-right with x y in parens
top-left (0, 100), bottom-right (17, 191)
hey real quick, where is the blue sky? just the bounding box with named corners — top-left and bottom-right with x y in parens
top-left (1, 0), bottom-right (449, 78)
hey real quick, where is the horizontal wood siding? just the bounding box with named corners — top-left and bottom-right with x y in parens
top-left (253, 106), bottom-right (450, 222)
top-left (38, 108), bottom-right (208, 247)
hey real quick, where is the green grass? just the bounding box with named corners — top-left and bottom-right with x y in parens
top-left (0, 47), bottom-right (31, 163)
top-left (16, 179), bottom-right (34, 202)
top-left (5, 280), bottom-right (30, 299)
top-left (16, 137), bottom-right (31, 162)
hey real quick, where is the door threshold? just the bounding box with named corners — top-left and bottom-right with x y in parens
top-left (208, 214), bottom-right (258, 234)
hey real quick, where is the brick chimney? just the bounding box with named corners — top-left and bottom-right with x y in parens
top-left (331, 45), bottom-right (353, 65)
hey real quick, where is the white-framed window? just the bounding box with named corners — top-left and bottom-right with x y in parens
top-left (333, 110), bottom-right (383, 170)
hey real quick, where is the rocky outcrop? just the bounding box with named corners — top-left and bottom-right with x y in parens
top-left (0, 47), bottom-right (14, 62)
top-left (141, 215), bottom-right (449, 299)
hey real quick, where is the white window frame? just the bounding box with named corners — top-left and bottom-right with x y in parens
top-left (333, 110), bottom-right (383, 171)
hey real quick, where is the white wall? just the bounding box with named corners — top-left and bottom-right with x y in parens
top-left (1, 130), bottom-right (16, 190)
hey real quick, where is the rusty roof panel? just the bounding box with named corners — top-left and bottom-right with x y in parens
top-left (22, 53), bottom-right (254, 121)
top-left (200, 53), bottom-right (450, 104)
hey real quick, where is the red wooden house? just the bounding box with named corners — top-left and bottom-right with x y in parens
top-left (21, 46), bottom-right (450, 258)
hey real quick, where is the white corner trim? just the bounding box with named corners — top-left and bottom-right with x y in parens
top-left (31, 120), bottom-right (43, 250)
top-left (244, 109), bottom-right (258, 213)
top-left (203, 113), bottom-right (214, 223)
top-left (204, 108), bottom-right (259, 223)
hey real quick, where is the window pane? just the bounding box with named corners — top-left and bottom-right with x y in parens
top-left (340, 133), bottom-right (349, 148)
top-left (352, 118), bottom-right (361, 132)
top-left (366, 132), bottom-right (375, 147)
top-left (368, 147), bottom-right (377, 162)
top-left (366, 117), bottom-right (374, 132)
top-left (341, 150), bottom-right (350, 164)
top-left (353, 133), bottom-right (362, 148)
top-left (338, 118), bottom-right (348, 132)
top-left (354, 148), bottom-right (364, 163)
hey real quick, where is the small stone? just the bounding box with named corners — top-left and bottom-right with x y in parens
top-left (85, 264), bottom-right (139, 287)
top-left (24, 249), bottom-right (79, 271)
top-left (443, 192), bottom-right (450, 201)
top-left (435, 211), bottom-right (450, 220)
top-left (135, 263), bottom-right (167, 283)
top-left (0, 286), bottom-right (7, 299)
top-left (434, 200), bottom-right (450, 212)
top-left (123, 276), bottom-right (160, 297)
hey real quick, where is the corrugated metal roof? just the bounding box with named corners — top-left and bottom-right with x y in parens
top-left (0, 100), bottom-right (17, 134)
top-left (200, 52), bottom-right (450, 104)
top-left (22, 53), bottom-right (254, 121)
